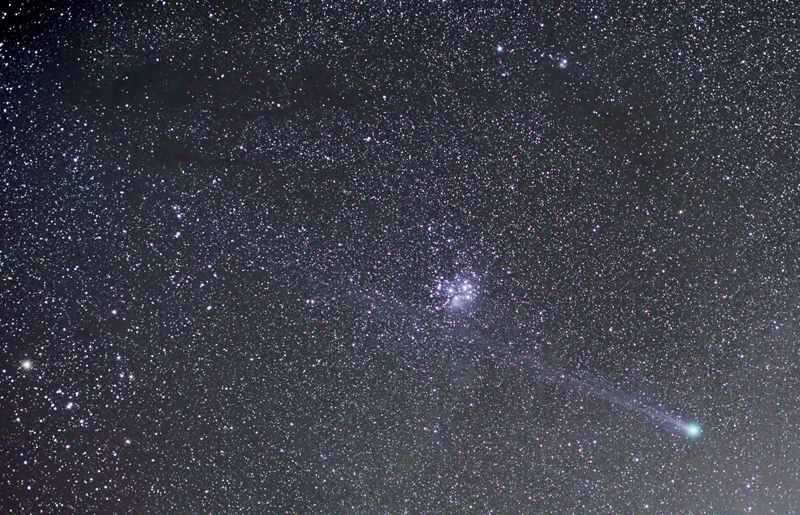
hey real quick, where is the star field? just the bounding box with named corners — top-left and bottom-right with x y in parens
top-left (2, 1), bottom-right (800, 513)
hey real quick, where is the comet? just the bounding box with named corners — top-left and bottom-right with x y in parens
top-left (528, 358), bottom-right (703, 438)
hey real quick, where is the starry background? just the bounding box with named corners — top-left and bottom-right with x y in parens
top-left (2, 1), bottom-right (800, 513)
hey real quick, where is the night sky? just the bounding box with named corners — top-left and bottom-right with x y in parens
top-left (2, 1), bottom-right (800, 513)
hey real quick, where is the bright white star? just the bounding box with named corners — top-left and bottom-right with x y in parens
top-left (436, 274), bottom-right (480, 310)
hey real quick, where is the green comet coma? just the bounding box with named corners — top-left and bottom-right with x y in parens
top-left (685, 423), bottom-right (702, 438)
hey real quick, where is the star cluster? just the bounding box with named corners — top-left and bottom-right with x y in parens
top-left (2, 1), bottom-right (800, 513)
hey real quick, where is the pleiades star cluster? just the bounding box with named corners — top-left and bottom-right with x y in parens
top-left (2, 1), bottom-right (799, 513)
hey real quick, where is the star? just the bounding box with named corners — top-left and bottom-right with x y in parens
top-left (20, 359), bottom-right (32, 370)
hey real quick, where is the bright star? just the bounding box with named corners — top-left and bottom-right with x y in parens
top-left (435, 273), bottom-right (480, 310)
top-left (21, 359), bottom-right (32, 370)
